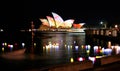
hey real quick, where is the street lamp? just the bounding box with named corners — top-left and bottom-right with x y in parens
top-left (100, 21), bottom-right (107, 29)
top-left (115, 25), bottom-right (118, 28)
top-left (100, 21), bottom-right (103, 25)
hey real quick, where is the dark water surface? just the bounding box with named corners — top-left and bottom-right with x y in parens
top-left (0, 31), bottom-right (120, 70)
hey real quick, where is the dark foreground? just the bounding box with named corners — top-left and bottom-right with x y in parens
top-left (0, 49), bottom-right (120, 71)
top-left (1, 56), bottom-right (120, 71)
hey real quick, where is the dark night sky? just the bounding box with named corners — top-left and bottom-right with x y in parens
top-left (1, 0), bottom-right (120, 31)
top-left (23, 0), bottom-right (120, 29)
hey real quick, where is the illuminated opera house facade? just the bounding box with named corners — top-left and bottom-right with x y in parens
top-left (38, 12), bottom-right (85, 32)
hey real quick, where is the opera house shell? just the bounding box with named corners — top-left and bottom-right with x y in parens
top-left (38, 12), bottom-right (85, 32)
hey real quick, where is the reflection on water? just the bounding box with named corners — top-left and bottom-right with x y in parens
top-left (1, 32), bottom-right (120, 66)
top-left (29, 33), bottom-right (87, 64)
top-left (40, 33), bottom-right (85, 58)
top-left (31, 32), bottom-right (120, 64)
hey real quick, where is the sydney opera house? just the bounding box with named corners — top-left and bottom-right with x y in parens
top-left (38, 12), bottom-right (85, 32)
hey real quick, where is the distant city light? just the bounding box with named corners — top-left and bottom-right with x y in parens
top-left (115, 25), bottom-right (118, 28)
top-left (100, 21), bottom-right (103, 24)
top-left (0, 29), bottom-right (3, 32)
top-left (70, 58), bottom-right (74, 63)
top-left (29, 29), bottom-right (32, 32)
top-left (88, 56), bottom-right (96, 64)
top-left (22, 43), bottom-right (25, 47)
top-left (78, 57), bottom-right (85, 61)
top-left (2, 47), bottom-right (4, 52)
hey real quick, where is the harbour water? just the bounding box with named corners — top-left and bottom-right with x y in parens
top-left (0, 31), bottom-right (120, 70)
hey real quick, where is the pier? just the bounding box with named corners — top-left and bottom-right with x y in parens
top-left (85, 28), bottom-right (120, 42)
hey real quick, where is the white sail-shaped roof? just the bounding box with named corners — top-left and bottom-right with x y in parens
top-left (79, 23), bottom-right (85, 26)
top-left (39, 18), bottom-right (49, 26)
top-left (39, 12), bottom-right (79, 28)
top-left (46, 16), bottom-right (56, 27)
top-left (64, 19), bottom-right (74, 28)
top-left (52, 12), bottom-right (64, 28)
